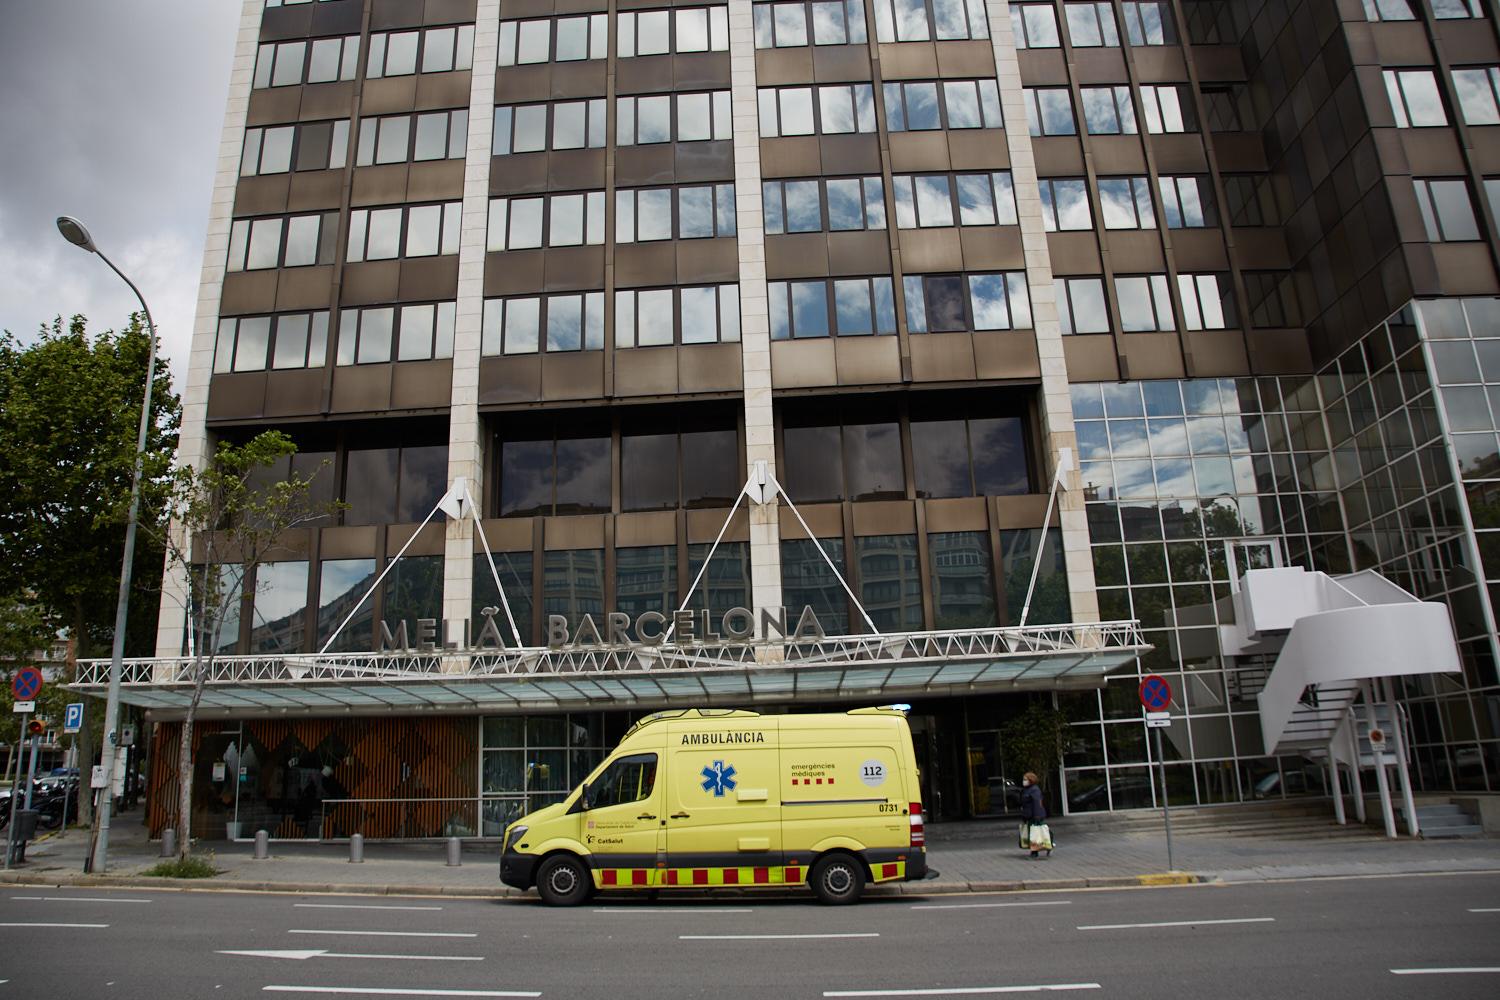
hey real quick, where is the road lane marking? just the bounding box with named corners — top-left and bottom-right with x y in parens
top-left (289, 930), bottom-right (477, 938)
top-left (681, 933), bottom-right (879, 940)
top-left (913, 901), bottom-right (1072, 911)
top-left (823, 986), bottom-right (1100, 996)
top-left (1391, 968), bottom-right (1500, 975)
top-left (11, 896), bottom-right (151, 903)
top-left (263, 989), bottom-right (539, 997)
top-left (220, 949), bottom-right (481, 962)
top-left (0, 922), bottom-right (109, 928)
top-left (1468, 908), bottom-right (1500, 913)
top-left (593, 908), bottom-right (753, 914)
top-left (294, 903), bottom-right (444, 911)
top-left (1077, 917), bottom-right (1274, 931)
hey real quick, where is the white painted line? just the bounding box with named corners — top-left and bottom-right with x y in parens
top-left (294, 903), bottom-right (444, 911)
top-left (681, 933), bottom-right (879, 940)
top-left (1077, 917), bottom-right (1274, 931)
top-left (1468, 908), bottom-right (1500, 913)
top-left (913, 901), bottom-right (1073, 911)
top-left (593, 907), bottom-right (753, 914)
top-left (289, 929), bottom-right (477, 938)
top-left (824, 986), bottom-right (1100, 997)
top-left (1391, 968), bottom-right (1500, 976)
top-left (11, 896), bottom-right (152, 904)
top-left (263, 988), bottom-right (539, 997)
top-left (220, 949), bottom-right (481, 963)
top-left (0, 922), bottom-right (109, 928)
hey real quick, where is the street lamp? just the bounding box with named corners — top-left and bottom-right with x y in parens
top-left (56, 215), bottom-right (159, 873)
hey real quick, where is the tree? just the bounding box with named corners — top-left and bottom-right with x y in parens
top-left (0, 315), bottom-right (180, 825)
top-left (1000, 700), bottom-right (1074, 792)
top-left (151, 432), bottom-right (340, 860)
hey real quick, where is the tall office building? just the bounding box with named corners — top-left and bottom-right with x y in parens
top-left (88, 0), bottom-right (1500, 839)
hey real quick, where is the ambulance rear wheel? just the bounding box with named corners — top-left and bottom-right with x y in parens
top-left (536, 854), bottom-right (592, 906)
top-left (810, 853), bottom-right (865, 905)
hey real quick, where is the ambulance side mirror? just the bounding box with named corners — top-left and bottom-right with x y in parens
top-left (579, 783), bottom-right (592, 810)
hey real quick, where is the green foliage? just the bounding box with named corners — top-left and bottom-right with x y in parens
top-left (999, 701), bottom-right (1075, 790)
top-left (141, 854), bottom-right (219, 879)
top-left (0, 315), bottom-right (179, 658)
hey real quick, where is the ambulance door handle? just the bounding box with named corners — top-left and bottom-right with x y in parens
top-left (670, 811), bottom-right (691, 819)
top-left (637, 813), bottom-right (656, 820)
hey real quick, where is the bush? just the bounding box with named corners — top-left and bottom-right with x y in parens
top-left (142, 855), bottom-right (220, 879)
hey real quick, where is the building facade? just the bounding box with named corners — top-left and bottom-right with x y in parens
top-left (116, 0), bottom-right (1500, 839)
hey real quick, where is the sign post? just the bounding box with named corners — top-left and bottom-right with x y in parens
top-left (1139, 674), bottom-right (1176, 872)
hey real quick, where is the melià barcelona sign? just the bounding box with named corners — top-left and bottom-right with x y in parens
top-left (377, 606), bottom-right (827, 653)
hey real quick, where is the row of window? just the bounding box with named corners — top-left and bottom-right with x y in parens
top-left (494, 93), bottom-right (733, 153)
top-left (239, 112), bottom-right (468, 176)
top-left (254, 26), bottom-right (475, 90)
top-left (1011, 1), bottom-right (1178, 49)
top-left (1036, 174), bottom-right (1217, 231)
top-left (768, 272), bottom-right (1032, 338)
top-left (481, 287), bottom-right (741, 354)
top-left (1024, 83), bottom-right (1196, 137)
top-left (1054, 273), bottom-right (1235, 334)
top-left (499, 7), bottom-right (730, 65)
top-left (1386, 65), bottom-right (1500, 129)
top-left (1363, 0), bottom-right (1484, 21)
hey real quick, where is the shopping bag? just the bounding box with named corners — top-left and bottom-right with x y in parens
top-left (1028, 822), bottom-right (1053, 851)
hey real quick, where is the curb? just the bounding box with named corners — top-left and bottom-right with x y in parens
top-left (0, 869), bottom-right (1208, 898)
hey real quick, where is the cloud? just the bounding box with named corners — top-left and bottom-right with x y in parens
top-left (0, 0), bottom-right (239, 390)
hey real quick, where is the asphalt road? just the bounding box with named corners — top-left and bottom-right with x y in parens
top-left (0, 873), bottom-right (1497, 999)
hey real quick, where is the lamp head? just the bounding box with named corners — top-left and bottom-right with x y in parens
top-left (56, 216), bottom-right (98, 253)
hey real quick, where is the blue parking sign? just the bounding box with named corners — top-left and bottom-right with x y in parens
top-left (63, 702), bottom-right (84, 734)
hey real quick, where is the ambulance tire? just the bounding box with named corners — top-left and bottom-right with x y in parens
top-left (536, 854), bottom-right (593, 906)
top-left (809, 852), bottom-right (866, 905)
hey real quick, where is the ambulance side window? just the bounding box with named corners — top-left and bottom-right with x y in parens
top-left (589, 753), bottom-right (658, 809)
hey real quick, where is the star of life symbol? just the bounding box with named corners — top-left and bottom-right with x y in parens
top-left (700, 760), bottom-right (737, 797)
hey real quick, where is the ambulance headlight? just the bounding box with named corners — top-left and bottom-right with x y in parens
top-left (505, 825), bottom-right (527, 852)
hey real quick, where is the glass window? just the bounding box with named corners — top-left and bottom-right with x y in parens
top-left (544, 549), bottom-right (606, 630)
top-left (844, 422), bottom-right (904, 500)
top-left (911, 419), bottom-right (972, 499)
top-left (473, 550), bottom-right (534, 647)
top-left (858, 535), bottom-right (922, 631)
top-left (250, 561), bottom-right (310, 654)
top-left (1000, 528), bottom-right (1070, 624)
top-left (588, 754), bottom-right (658, 809)
top-left (1139, 85), bottom-right (1195, 133)
top-left (1414, 178), bottom-right (1481, 241)
top-left (1039, 178), bottom-right (1092, 231)
top-left (1385, 69), bottom-right (1448, 127)
top-left (1099, 177), bottom-right (1156, 229)
top-left (757, 0), bottom-right (870, 46)
top-left (1158, 176), bottom-right (1216, 228)
top-left (971, 417), bottom-right (1030, 495)
top-left (382, 554), bottom-right (443, 639)
top-left (616, 546), bottom-right (677, 620)
top-left (1453, 67), bottom-right (1500, 126)
top-left (783, 422), bottom-right (844, 502)
top-left (1177, 274), bottom-right (1235, 330)
top-left (397, 445), bottom-right (448, 523)
top-left (687, 541), bottom-right (751, 618)
top-left (498, 439), bottom-right (554, 517)
top-left (317, 558), bottom-right (377, 654)
top-left (1362, 0), bottom-right (1417, 20)
top-left (1057, 277), bottom-right (1110, 335)
top-left (1065, 2), bottom-right (1120, 46)
top-left (1121, 1), bottom-right (1177, 46)
top-left (1080, 86), bottom-right (1138, 135)
top-left (1011, 3), bottom-right (1060, 47)
top-left (1024, 88), bottom-right (1077, 136)
top-left (1116, 275), bottom-right (1175, 332)
top-left (929, 532), bottom-right (996, 628)
top-left (780, 537), bottom-right (849, 635)
top-left (683, 427), bottom-right (740, 506)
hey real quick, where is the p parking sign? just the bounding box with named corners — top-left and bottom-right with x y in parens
top-left (64, 702), bottom-right (85, 734)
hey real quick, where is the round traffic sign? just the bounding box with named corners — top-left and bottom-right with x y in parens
top-left (1139, 674), bottom-right (1172, 712)
top-left (12, 667), bottom-right (43, 701)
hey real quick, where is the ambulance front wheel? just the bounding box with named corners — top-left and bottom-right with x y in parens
top-left (536, 854), bottom-right (593, 906)
top-left (809, 852), bottom-right (866, 905)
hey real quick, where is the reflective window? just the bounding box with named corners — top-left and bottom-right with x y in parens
top-left (929, 532), bottom-right (997, 628)
top-left (765, 176), bottom-right (885, 233)
top-left (1362, 0), bottom-right (1416, 19)
top-left (1384, 69), bottom-right (1448, 127)
top-left (768, 278), bottom-right (896, 338)
top-left (1000, 528), bottom-right (1070, 624)
top-left (214, 311), bottom-right (330, 373)
top-left (544, 550), bottom-right (606, 630)
top-left (1115, 274), bottom-right (1175, 331)
top-left (1414, 178), bottom-right (1481, 242)
top-left (873, 0), bottom-right (989, 41)
top-left (368, 25), bottom-right (475, 77)
top-left (1009, 3), bottom-right (1059, 47)
top-left (780, 537), bottom-right (849, 635)
top-left (1056, 277), bottom-right (1111, 335)
top-left (1138, 85), bottom-right (1196, 133)
top-left (250, 561), bottom-right (309, 654)
top-left (254, 35), bottom-right (360, 88)
top-left (1120, 1), bottom-right (1177, 45)
top-left (1065, 2), bottom-right (1120, 46)
top-left (498, 15), bottom-right (607, 65)
top-left (848, 421), bottom-right (903, 500)
top-left (616, 184), bottom-right (736, 241)
top-left (781, 424), bottom-right (844, 502)
top-left (1098, 177), bottom-right (1156, 230)
top-left (1453, 66), bottom-right (1500, 126)
top-left (482, 294), bottom-right (604, 355)
top-left (616, 546), bottom-right (677, 619)
top-left (884, 80), bottom-right (1002, 131)
top-left (910, 409), bottom-right (1031, 498)
top-left (498, 432), bottom-right (610, 517)
top-left (618, 7), bottom-right (730, 56)
top-left (1158, 176), bottom-right (1216, 228)
top-left (396, 446), bottom-right (449, 523)
top-left (336, 302), bottom-right (455, 364)
top-left (758, 84), bottom-right (877, 135)
top-left (858, 535), bottom-right (923, 632)
top-left (1080, 86), bottom-right (1138, 135)
top-left (1243, 271), bottom-right (1301, 328)
top-left (227, 211), bottom-right (339, 271)
top-left (621, 415), bottom-right (740, 510)
top-left (317, 558), bottom-right (378, 654)
top-left (1023, 88), bottom-right (1076, 136)
top-left (754, 1), bottom-right (869, 47)
top-left (1038, 178), bottom-right (1093, 231)
top-left (588, 754), bottom-right (658, 809)
top-left (687, 541), bottom-right (752, 618)
top-left (615, 285), bottom-right (741, 347)
top-left (487, 193), bottom-right (605, 250)
top-left (473, 550), bottom-right (534, 646)
top-left (1430, 0), bottom-right (1483, 16)
top-left (382, 555), bottom-right (443, 641)
top-left (1177, 273), bottom-right (1235, 330)
top-left (241, 120), bottom-right (349, 175)
top-left (494, 100), bottom-right (606, 154)
top-left (619, 92), bottom-right (731, 144)
top-left (356, 110), bottom-right (467, 164)
top-left (903, 273), bottom-right (1032, 332)
top-left (347, 202), bottom-right (462, 261)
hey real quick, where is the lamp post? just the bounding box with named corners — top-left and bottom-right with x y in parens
top-left (56, 215), bottom-right (159, 873)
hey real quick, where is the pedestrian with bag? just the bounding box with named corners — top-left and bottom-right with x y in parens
top-left (1019, 772), bottom-right (1053, 859)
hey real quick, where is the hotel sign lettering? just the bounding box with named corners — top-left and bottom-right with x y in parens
top-left (377, 606), bottom-right (826, 653)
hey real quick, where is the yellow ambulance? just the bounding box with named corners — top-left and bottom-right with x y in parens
top-left (500, 707), bottom-right (928, 905)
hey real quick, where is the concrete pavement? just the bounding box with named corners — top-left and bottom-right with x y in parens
top-left (4, 804), bottom-right (1496, 898)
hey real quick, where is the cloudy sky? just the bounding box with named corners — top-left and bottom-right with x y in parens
top-left (0, 0), bottom-right (241, 390)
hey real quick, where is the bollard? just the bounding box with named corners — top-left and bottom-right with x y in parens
top-left (446, 836), bottom-right (461, 867)
top-left (349, 833), bottom-right (364, 864)
top-left (254, 829), bottom-right (270, 859)
top-left (160, 828), bottom-right (176, 858)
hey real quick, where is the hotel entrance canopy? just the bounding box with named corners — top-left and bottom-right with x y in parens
top-left (73, 621), bottom-right (1149, 718)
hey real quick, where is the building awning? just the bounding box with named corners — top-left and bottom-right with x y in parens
top-left (72, 621), bottom-right (1150, 719)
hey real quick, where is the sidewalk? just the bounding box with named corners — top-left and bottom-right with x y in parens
top-left (4, 811), bottom-right (1496, 897)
